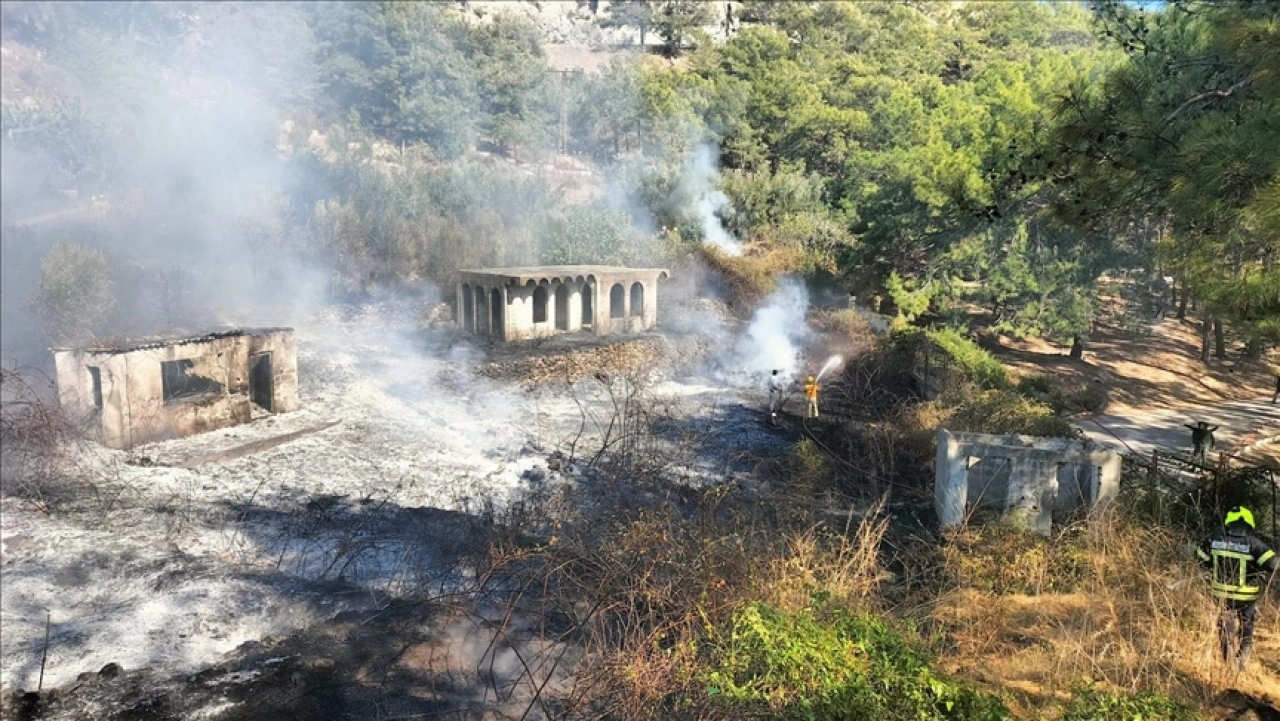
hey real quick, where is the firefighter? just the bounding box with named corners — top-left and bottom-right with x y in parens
top-left (768, 369), bottom-right (783, 421)
top-left (1197, 506), bottom-right (1278, 667)
top-left (1184, 421), bottom-right (1218, 462)
top-left (804, 375), bottom-right (819, 419)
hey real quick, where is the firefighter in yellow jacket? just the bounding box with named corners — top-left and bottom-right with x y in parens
top-left (804, 375), bottom-right (819, 419)
top-left (1197, 506), bottom-right (1278, 667)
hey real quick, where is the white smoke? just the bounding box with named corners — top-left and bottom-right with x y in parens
top-left (681, 144), bottom-right (743, 256)
top-left (725, 277), bottom-right (810, 381)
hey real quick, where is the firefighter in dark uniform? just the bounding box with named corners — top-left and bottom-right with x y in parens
top-left (1197, 506), bottom-right (1278, 667)
top-left (1184, 421), bottom-right (1218, 462)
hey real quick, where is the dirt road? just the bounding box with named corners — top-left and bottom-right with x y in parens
top-left (1078, 396), bottom-right (1280, 461)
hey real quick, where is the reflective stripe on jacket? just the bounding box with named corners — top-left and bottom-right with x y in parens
top-left (1197, 530), bottom-right (1278, 602)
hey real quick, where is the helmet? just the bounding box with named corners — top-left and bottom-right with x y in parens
top-left (807, 375), bottom-right (815, 383)
top-left (1225, 506), bottom-right (1255, 529)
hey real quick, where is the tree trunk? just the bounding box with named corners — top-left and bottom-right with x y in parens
top-left (1176, 291), bottom-right (1189, 319)
top-left (1243, 338), bottom-right (1262, 359)
top-left (1213, 318), bottom-right (1226, 359)
top-left (1200, 315), bottom-right (1213, 365)
top-left (1070, 335), bottom-right (1084, 359)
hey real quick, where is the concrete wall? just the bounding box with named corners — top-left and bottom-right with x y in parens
top-left (54, 329), bottom-right (299, 449)
top-left (935, 428), bottom-right (1121, 535)
top-left (248, 331), bottom-right (301, 413)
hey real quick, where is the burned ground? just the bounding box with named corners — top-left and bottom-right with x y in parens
top-left (1, 299), bottom-right (826, 720)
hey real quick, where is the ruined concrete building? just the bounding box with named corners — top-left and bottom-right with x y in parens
top-left (456, 265), bottom-right (670, 341)
top-left (935, 428), bottom-right (1121, 535)
top-left (53, 328), bottom-right (299, 449)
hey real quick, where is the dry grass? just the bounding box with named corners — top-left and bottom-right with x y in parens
top-left (752, 506), bottom-right (891, 615)
top-left (696, 244), bottom-right (808, 317)
top-left (570, 513), bottom-right (893, 719)
top-left (931, 508), bottom-right (1280, 718)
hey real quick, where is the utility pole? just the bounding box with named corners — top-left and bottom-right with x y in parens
top-left (545, 69), bottom-right (583, 161)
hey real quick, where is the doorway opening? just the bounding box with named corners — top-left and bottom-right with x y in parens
top-left (250, 352), bottom-right (273, 411)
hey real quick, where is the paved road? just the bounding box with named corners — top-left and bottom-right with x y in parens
top-left (1078, 397), bottom-right (1280, 459)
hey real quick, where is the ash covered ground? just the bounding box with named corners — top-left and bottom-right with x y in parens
top-left (1, 300), bottom-right (807, 718)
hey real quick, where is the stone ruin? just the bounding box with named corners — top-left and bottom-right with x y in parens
top-left (53, 328), bottom-right (299, 449)
top-left (935, 428), bottom-right (1121, 535)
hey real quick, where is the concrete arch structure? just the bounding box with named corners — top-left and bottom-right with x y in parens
top-left (455, 265), bottom-right (669, 341)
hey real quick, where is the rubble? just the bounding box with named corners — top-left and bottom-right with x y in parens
top-left (477, 336), bottom-right (664, 387)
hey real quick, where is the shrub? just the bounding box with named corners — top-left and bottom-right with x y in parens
top-left (1015, 373), bottom-right (1062, 406)
top-left (886, 271), bottom-right (935, 322)
top-left (702, 601), bottom-right (1011, 720)
top-left (947, 388), bottom-right (1079, 438)
top-left (1061, 681), bottom-right (1200, 721)
top-left (541, 204), bottom-right (668, 268)
top-left (0, 368), bottom-right (94, 513)
top-left (942, 525), bottom-right (1090, 595)
top-left (29, 241), bottom-right (116, 346)
top-left (927, 327), bottom-right (1009, 390)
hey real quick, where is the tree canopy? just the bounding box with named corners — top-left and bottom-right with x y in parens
top-left (3, 0), bottom-right (1277, 361)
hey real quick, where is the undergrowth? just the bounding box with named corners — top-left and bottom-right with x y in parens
top-left (1060, 681), bottom-right (1201, 721)
top-left (701, 601), bottom-right (1011, 721)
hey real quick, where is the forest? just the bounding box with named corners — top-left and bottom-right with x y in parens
top-left (1, 0), bottom-right (1275, 360)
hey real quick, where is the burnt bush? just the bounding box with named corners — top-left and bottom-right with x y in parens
top-left (0, 367), bottom-right (96, 512)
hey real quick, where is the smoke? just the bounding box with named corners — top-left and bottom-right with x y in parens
top-left (721, 277), bottom-right (810, 381)
top-left (0, 2), bottom-right (334, 362)
top-left (679, 144), bottom-right (742, 257)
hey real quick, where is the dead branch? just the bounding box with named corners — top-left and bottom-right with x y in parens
top-left (1164, 77), bottom-right (1249, 123)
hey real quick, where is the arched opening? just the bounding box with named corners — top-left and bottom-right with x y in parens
top-left (533, 285), bottom-right (549, 324)
top-left (490, 288), bottom-right (503, 338)
top-left (554, 283), bottom-right (570, 331)
top-left (581, 285), bottom-right (594, 328)
top-left (475, 286), bottom-right (489, 334)
top-left (461, 283), bottom-right (473, 332)
top-left (630, 282), bottom-right (644, 318)
top-left (610, 283), bottom-right (625, 319)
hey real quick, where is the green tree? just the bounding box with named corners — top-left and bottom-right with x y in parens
top-left (600, 1), bottom-right (655, 46)
top-left (30, 241), bottom-right (115, 346)
top-left (1052, 1), bottom-right (1280, 359)
top-left (952, 218), bottom-right (1109, 356)
top-left (541, 204), bottom-right (665, 267)
top-left (653, 0), bottom-right (713, 56)
top-left (463, 14), bottom-right (552, 154)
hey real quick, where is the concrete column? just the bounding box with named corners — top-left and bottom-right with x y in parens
top-left (588, 284), bottom-right (601, 336)
top-left (593, 283), bottom-right (605, 336)
top-left (1094, 453), bottom-right (1121, 508)
top-left (622, 284), bottom-right (630, 333)
top-left (499, 285), bottom-right (509, 341)
top-left (935, 429), bottom-right (968, 529)
top-left (568, 281), bottom-right (582, 332)
top-left (644, 280), bottom-right (658, 329)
